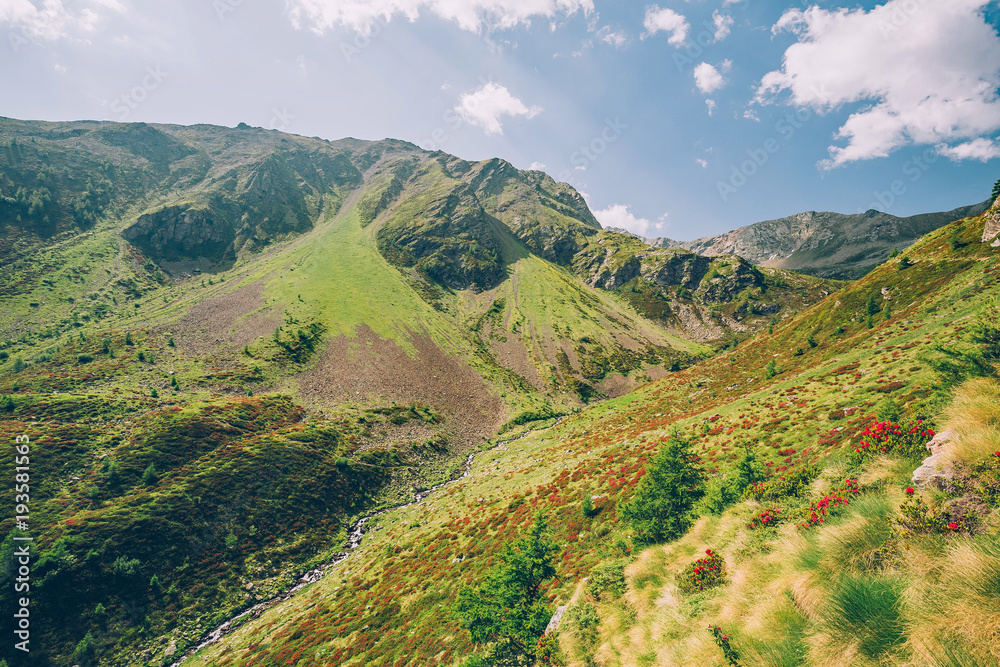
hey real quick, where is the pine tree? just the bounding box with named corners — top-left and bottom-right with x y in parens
top-left (455, 516), bottom-right (558, 666)
top-left (620, 433), bottom-right (704, 546)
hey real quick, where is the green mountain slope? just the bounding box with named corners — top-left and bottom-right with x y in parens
top-left (171, 202), bottom-right (1000, 667)
top-left (0, 118), bottom-right (864, 667)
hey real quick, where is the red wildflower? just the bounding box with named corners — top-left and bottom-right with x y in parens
top-left (948, 522), bottom-right (959, 530)
top-left (905, 487), bottom-right (915, 495)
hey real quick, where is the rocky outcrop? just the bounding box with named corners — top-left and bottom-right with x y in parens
top-left (911, 429), bottom-right (957, 490)
top-left (124, 202), bottom-right (237, 263)
top-left (982, 197), bottom-right (1000, 246)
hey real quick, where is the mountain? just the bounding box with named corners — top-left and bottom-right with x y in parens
top-left (648, 201), bottom-right (992, 280)
top-left (4, 117), bottom-right (996, 667)
top-left (167, 195), bottom-right (1000, 667)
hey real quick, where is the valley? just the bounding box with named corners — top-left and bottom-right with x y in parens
top-left (0, 118), bottom-right (998, 667)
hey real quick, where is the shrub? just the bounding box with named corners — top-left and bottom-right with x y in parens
top-left (125, 332), bottom-right (133, 346)
top-left (581, 494), bottom-right (600, 518)
top-left (798, 479), bottom-right (860, 530)
top-left (708, 625), bottom-right (742, 667)
top-left (679, 548), bottom-right (724, 593)
top-left (744, 466), bottom-right (817, 501)
top-left (587, 560), bottom-right (626, 600)
top-left (765, 359), bottom-right (778, 379)
top-left (77, 353), bottom-right (94, 364)
top-left (747, 507), bottom-right (782, 530)
top-left (141, 463), bottom-right (158, 486)
top-left (850, 420), bottom-right (935, 464)
top-left (12, 357), bottom-right (25, 372)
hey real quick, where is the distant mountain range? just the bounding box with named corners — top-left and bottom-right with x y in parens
top-left (648, 202), bottom-right (992, 279)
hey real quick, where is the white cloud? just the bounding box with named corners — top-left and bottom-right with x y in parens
top-left (695, 158), bottom-right (708, 168)
top-left (0, 0), bottom-right (121, 40)
top-left (529, 161), bottom-right (547, 170)
top-left (712, 10), bottom-right (732, 42)
top-left (743, 109), bottom-right (760, 122)
top-left (286, 0), bottom-right (594, 35)
top-left (593, 203), bottom-right (665, 237)
top-left (705, 99), bottom-right (717, 116)
top-left (642, 5), bottom-right (688, 46)
top-left (453, 82), bottom-right (542, 135)
top-left (693, 60), bottom-right (730, 94)
top-left (756, 0), bottom-right (1000, 168)
top-left (599, 26), bottom-right (627, 48)
top-left (937, 138), bottom-right (1000, 162)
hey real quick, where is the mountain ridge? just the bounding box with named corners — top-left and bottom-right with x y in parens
top-left (648, 200), bottom-right (992, 279)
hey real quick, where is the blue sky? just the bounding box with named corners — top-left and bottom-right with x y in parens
top-left (1, 0), bottom-right (998, 240)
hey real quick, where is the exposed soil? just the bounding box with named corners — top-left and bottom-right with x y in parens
top-left (168, 279), bottom-right (280, 359)
top-left (297, 324), bottom-right (506, 451)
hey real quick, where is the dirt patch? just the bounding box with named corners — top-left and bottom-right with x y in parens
top-left (298, 324), bottom-right (505, 451)
top-left (167, 279), bottom-right (279, 359)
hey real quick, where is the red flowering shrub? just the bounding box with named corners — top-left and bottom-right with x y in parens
top-left (680, 548), bottom-right (724, 593)
top-left (747, 508), bottom-right (782, 530)
top-left (851, 420), bottom-right (935, 464)
top-left (798, 479), bottom-right (860, 530)
top-left (535, 633), bottom-right (563, 665)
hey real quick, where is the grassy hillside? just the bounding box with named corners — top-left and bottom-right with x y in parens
top-left (3, 118), bottom-right (991, 666)
top-left (167, 201), bottom-right (1000, 667)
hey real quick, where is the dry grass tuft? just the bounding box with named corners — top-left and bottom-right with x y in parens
top-left (943, 378), bottom-right (1000, 464)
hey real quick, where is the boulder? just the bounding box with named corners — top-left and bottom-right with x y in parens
top-left (545, 605), bottom-right (568, 634)
top-left (911, 429), bottom-right (956, 490)
top-left (982, 197), bottom-right (1000, 246)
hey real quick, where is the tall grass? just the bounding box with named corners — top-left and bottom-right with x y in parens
top-left (823, 573), bottom-right (907, 659)
top-left (943, 377), bottom-right (1000, 464)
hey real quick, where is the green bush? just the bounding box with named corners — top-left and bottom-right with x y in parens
top-left (587, 560), bottom-right (627, 600)
top-left (744, 466), bottom-right (817, 501)
top-left (77, 353), bottom-right (94, 364)
top-left (141, 463), bottom-right (158, 486)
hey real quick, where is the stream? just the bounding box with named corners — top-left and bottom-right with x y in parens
top-left (169, 418), bottom-right (564, 666)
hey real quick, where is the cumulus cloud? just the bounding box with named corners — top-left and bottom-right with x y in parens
top-left (286, 0), bottom-right (593, 34)
top-left (642, 5), bottom-right (688, 46)
top-left (593, 203), bottom-right (665, 237)
top-left (705, 99), bottom-right (717, 116)
top-left (756, 0), bottom-right (1000, 168)
top-left (937, 138), bottom-right (1000, 162)
top-left (0, 0), bottom-right (122, 41)
top-left (712, 10), bottom-right (732, 42)
top-left (693, 60), bottom-right (730, 94)
top-left (695, 158), bottom-right (708, 168)
top-left (528, 161), bottom-right (547, 170)
top-left (453, 82), bottom-right (542, 135)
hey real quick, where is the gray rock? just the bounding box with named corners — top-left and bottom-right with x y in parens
top-left (982, 197), bottom-right (1000, 245)
top-left (911, 429), bottom-right (956, 490)
top-left (545, 605), bottom-right (567, 634)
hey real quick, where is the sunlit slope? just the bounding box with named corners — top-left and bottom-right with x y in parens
top-left (179, 206), bottom-right (1000, 667)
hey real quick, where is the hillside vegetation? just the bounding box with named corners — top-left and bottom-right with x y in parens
top-left (170, 197), bottom-right (1000, 667)
top-left (0, 117), bottom-right (997, 667)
